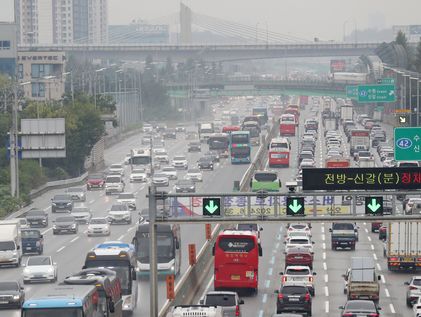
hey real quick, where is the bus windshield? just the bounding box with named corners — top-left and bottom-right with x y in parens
top-left (271, 142), bottom-right (289, 149)
top-left (231, 134), bottom-right (249, 144)
top-left (131, 156), bottom-right (151, 165)
top-left (22, 308), bottom-right (83, 317)
top-left (136, 233), bottom-right (174, 263)
top-left (231, 147), bottom-right (250, 156)
top-left (84, 260), bottom-right (131, 295)
top-left (254, 173), bottom-right (277, 182)
top-left (281, 116), bottom-right (295, 123)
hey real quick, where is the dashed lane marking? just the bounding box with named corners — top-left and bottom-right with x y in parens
top-left (57, 246), bottom-right (65, 253)
top-left (381, 275), bottom-right (386, 284)
top-left (70, 236), bottom-right (79, 243)
top-left (324, 274), bottom-right (328, 283)
top-left (268, 268), bottom-right (273, 276)
top-left (321, 234), bottom-right (325, 241)
top-left (41, 228), bottom-right (52, 235)
top-left (262, 294), bottom-right (268, 303)
top-left (377, 263), bottom-right (382, 271)
top-left (89, 199), bottom-right (95, 204)
top-left (364, 228), bottom-right (369, 233)
top-left (265, 280), bottom-right (270, 288)
top-left (325, 301), bottom-right (329, 313)
top-left (270, 256), bottom-right (275, 265)
top-left (322, 243), bottom-right (326, 250)
top-left (323, 262), bottom-right (327, 270)
top-left (367, 236), bottom-right (372, 242)
top-left (324, 286), bottom-right (329, 296)
top-left (373, 253), bottom-right (378, 261)
top-left (43, 206), bottom-right (51, 211)
top-left (370, 244), bottom-right (375, 250)
top-left (389, 304), bottom-right (396, 314)
top-left (385, 288), bottom-right (390, 297)
top-left (118, 235), bottom-right (124, 240)
top-left (322, 252), bottom-right (326, 260)
top-left (258, 310), bottom-right (263, 317)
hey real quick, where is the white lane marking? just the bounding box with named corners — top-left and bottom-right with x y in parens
top-left (324, 274), bottom-right (328, 283)
top-left (324, 286), bottom-right (329, 296)
top-left (83, 230), bottom-right (87, 234)
top-left (277, 234), bottom-right (281, 241)
top-left (373, 253), bottom-right (378, 261)
top-left (371, 244), bottom-right (375, 250)
top-left (389, 303), bottom-right (396, 314)
top-left (321, 226), bottom-right (325, 233)
top-left (321, 234), bottom-right (325, 241)
top-left (322, 242), bottom-right (326, 250)
top-left (43, 206), bottom-right (51, 211)
top-left (118, 235), bottom-right (124, 240)
top-left (381, 275), bottom-right (386, 284)
top-left (57, 246), bottom-right (65, 253)
top-left (265, 280), bottom-right (270, 288)
top-left (323, 262), bottom-right (327, 270)
top-left (364, 228), bottom-right (369, 233)
top-left (385, 288), bottom-right (390, 297)
top-left (70, 236), bottom-right (79, 243)
top-left (41, 228), bottom-right (52, 235)
top-left (363, 222), bottom-right (367, 226)
top-left (325, 301), bottom-right (329, 313)
top-left (262, 293), bottom-right (268, 303)
top-left (268, 268), bottom-right (273, 276)
top-left (376, 263), bottom-right (382, 271)
top-left (270, 256), bottom-right (275, 265)
top-left (89, 199), bottom-right (95, 204)
top-left (128, 226), bottom-right (136, 232)
top-left (322, 252), bottom-right (326, 260)
top-left (275, 242), bottom-right (280, 249)
top-left (367, 236), bottom-right (372, 242)
top-left (258, 310), bottom-right (263, 317)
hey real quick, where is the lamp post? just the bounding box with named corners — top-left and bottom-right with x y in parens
top-left (94, 68), bottom-right (106, 108)
top-left (62, 72), bottom-right (74, 107)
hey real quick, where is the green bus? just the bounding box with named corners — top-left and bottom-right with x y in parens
top-left (250, 171), bottom-right (281, 192)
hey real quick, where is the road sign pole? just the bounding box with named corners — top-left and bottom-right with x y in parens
top-left (149, 186), bottom-right (158, 317)
top-left (352, 194), bottom-right (356, 216)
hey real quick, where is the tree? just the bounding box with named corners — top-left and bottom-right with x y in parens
top-left (415, 40), bottom-right (421, 73)
top-left (395, 30), bottom-right (408, 49)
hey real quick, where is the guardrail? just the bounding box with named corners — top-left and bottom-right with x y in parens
top-left (158, 121), bottom-right (277, 316)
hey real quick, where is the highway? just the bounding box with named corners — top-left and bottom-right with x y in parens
top-left (0, 98), bottom-right (264, 317)
top-left (191, 99), bottom-right (413, 317)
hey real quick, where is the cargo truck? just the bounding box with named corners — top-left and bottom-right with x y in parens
top-left (349, 130), bottom-right (370, 156)
top-left (325, 158), bottom-right (350, 168)
top-left (330, 222), bottom-right (358, 250)
top-left (386, 222), bottom-right (421, 271)
top-left (343, 257), bottom-right (381, 302)
top-left (323, 118), bottom-right (337, 134)
top-left (340, 105), bottom-right (353, 122)
top-left (0, 221), bottom-right (22, 266)
top-left (198, 123), bottom-right (214, 143)
top-left (357, 157), bottom-right (375, 168)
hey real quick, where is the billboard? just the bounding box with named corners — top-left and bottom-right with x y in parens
top-left (330, 59), bottom-right (346, 73)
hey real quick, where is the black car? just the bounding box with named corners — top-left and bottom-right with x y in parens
top-left (339, 300), bottom-right (381, 317)
top-left (275, 285), bottom-right (312, 316)
top-left (51, 194), bottom-right (73, 213)
top-left (188, 142), bottom-right (201, 152)
top-left (21, 229), bottom-right (44, 254)
top-left (175, 180), bottom-right (196, 193)
top-left (163, 129), bottom-right (177, 139)
top-left (25, 208), bottom-right (48, 227)
top-left (198, 157), bottom-right (214, 170)
top-left (0, 281), bottom-right (25, 308)
top-left (53, 216), bottom-right (78, 234)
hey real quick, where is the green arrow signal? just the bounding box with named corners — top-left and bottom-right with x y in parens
top-left (367, 198), bottom-right (381, 212)
top-left (205, 200), bottom-right (219, 214)
top-left (288, 199), bottom-right (302, 213)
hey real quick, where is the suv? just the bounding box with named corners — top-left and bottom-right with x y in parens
top-left (65, 187), bottom-right (86, 202)
top-left (107, 203), bottom-right (132, 224)
top-left (51, 194), bottom-right (73, 213)
top-left (25, 208), bottom-right (48, 228)
top-left (104, 174), bottom-right (125, 195)
top-left (198, 157), bottom-right (214, 170)
top-left (200, 291), bottom-right (244, 317)
top-left (275, 285), bottom-right (312, 316)
top-left (175, 180), bottom-right (196, 193)
top-left (117, 192), bottom-right (136, 210)
top-left (172, 155), bottom-right (188, 169)
top-left (163, 128), bottom-right (177, 139)
top-left (280, 266), bottom-right (316, 296)
top-left (405, 276), bottom-right (421, 306)
top-left (188, 142), bottom-right (202, 152)
top-left (285, 247), bottom-right (314, 270)
top-left (53, 216), bottom-right (78, 234)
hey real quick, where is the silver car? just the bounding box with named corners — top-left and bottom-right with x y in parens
top-left (152, 172), bottom-right (170, 187)
top-left (117, 192), bottom-right (136, 210)
top-left (107, 203), bottom-right (132, 224)
top-left (87, 217), bottom-right (110, 236)
top-left (71, 205), bottom-right (92, 224)
top-left (200, 291), bottom-right (244, 317)
top-left (65, 187), bottom-right (87, 202)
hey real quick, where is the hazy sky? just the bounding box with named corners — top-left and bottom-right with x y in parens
top-left (1, 0), bottom-right (421, 40)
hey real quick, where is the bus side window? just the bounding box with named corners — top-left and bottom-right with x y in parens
top-left (212, 244), bottom-right (215, 256)
top-left (258, 244), bottom-right (263, 257)
top-left (175, 238), bottom-right (180, 249)
top-left (131, 268), bottom-right (137, 281)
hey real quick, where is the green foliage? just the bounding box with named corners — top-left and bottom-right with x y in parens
top-left (0, 185), bottom-right (21, 218)
top-left (19, 160), bottom-right (47, 196)
top-left (415, 41), bottom-right (421, 73)
top-left (395, 30), bottom-right (408, 49)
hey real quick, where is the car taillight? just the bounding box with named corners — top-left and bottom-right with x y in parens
top-left (309, 276), bottom-right (313, 282)
top-left (235, 305), bottom-right (240, 316)
top-left (282, 276), bottom-right (287, 283)
top-left (410, 286), bottom-right (419, 290)
top-left (368, 314), bottom-right (379, 317)
top-left (277, 293), bottom-right (284, 300)
top-left (417, 258), bottom-right (421, 262)
top-left (342, 313), bottom-right (353, 317)
top-left (304, 293), bottom-right (310, 301)
top-left (389, 257), bottom-right (399, 261)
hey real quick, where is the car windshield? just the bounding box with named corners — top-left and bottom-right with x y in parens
top-left (154, 173), bottom-right (167, 178)
top-left (22, 230), bottom-right (41, 238)
top-left (188, 169), bottom-right (200, 173)
top-left (0, 241), bottom-right (16, 251)
top-left (72, 207), bottom-right (89, 213)
top-left (110, 164), bottom-right (122, 169)
top-left (237, 224), bottom-right (258, 231)
top-left (333, 223), bottom-right (354, 230)
top-left (67, 188), bottom-right (83, 192)
top-left (132, 169), bottom-right (145, 173)
top-left (111, 205), bottom-right (126, 211)
top-left (90, 218), bottom-right (107, 225)
top-left (118, 193), bottom-right (134, 199)
top-left (178, 180), bottom-right (193, 186)
top-left (205, 294), bottom-right (236, 306)
top-left (163, 167), bottom-right (175, 171)
top-left (174, 156), bottom-right (186, 160)
top-left (286, 268), bottom-right (310, 275)
top-left (345, 301), bottom-right (375, 310)
top-left (56, 217), bottom-right (74, 222)
top-left (290, 224), bottom-right (306, 229)
top-left (282, 285), bottom-right (307, 295)
top-left (89, 174), bottom-right (103, 180)
top-left (28, 257), bottom-right (51, 266)
top-left (0, 282), bottom-right (18, 291)
top-left (413, 279), bottom-right (421, 286)
top-left (106, 176), bottom-right (121, 183)
top-left (289, 239), bottom-right (309, 244)
top-left (27, 210), bottom-right (44, 216)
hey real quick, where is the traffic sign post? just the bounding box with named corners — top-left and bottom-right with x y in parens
top-left (357, 84), bottom-right (396, 103)
top-left (286, 197), bottom-right (305, 216)
top-left (394, 127), bottom-right (421, 161)
top-left (346, 86), bottom-right (358, 99)
top-left (365, 197), bottom-right (383, 215)
top-left (203, 197), bottom-right (221, 216)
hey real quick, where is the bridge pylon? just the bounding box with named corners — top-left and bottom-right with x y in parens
top-left (180, 2), bottom-right (192, 44)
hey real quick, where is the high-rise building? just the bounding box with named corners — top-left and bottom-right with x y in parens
top-left (15, 0), bottom-right (108, 45)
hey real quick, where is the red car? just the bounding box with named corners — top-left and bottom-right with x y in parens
top-left (285, 247), bottom-right (313, 269)
top-left (86, 173), bottom-right (105, 190)
top-left (371, 222), bottom-right (382, 232)
top-left (379, 226), bottom-right (387, 240)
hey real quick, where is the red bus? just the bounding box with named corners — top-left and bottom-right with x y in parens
top-left (285, 107), bottom-right (299, 125)
top-left (268, 137), bottom-right (291, 167)
top-left (213, 230), bottom-right (262, 293)
top-left (279, 114), bottom-right (296, 136)
top-left (222, 126), bottom-right (241, 134)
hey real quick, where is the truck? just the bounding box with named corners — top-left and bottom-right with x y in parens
top-left (386, 222), bottom-right (421, 271)
top-left (198, 123), bottom-right (214, 143)
top-left (323, 118), bottom-right (337, 133)
top-left (349, 129), bottom-right (370, 156)
top-left (242, 121), bottom-right (260, 146)
top-left (0, 221), bottom-right (22, 266)
top-left (357, 157), bottom-right (375, 168)
top-left (372, 110), bottom-right (382, 122)
top-left (343, 257), bottom-right (380, 302)
top-left (340, 105), bottom-right (353, 122)
top-left (329, 222), bottom-right (358, 250)
top-left (325, 158), bottom-right (350, 168)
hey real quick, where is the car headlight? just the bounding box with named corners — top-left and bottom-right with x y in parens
top-left (171, 265), bottom-right (175, 272)
top-left (190, 186), bottom-right (195, 190)
top-left (66, 202), bottom-right (72, 206)
top-left (13, 295), bottom-right (20, 300)
top-left (123, 296), bottom-right (132, 309)
top-left (53, 225), bottom-right (57, 229)
top-left (71, 224), bottom-right (76, 228)
top-left (52, 202), bottom-right (57, 206)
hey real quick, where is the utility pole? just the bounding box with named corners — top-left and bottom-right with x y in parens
top-left (10, 84), bottom-right (19, 197)
top-left (148, 185), bottom-right (158, 317)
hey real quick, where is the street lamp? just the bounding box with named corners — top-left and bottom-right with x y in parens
top-left (43, 75), bottom-right (56, 103)
top-left (94, 68), bottom-right (106, 108)
top-left (62, 72), bottom-right (74, 107)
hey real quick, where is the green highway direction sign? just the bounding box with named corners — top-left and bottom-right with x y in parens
top-left (394, 127), bottom-right (421, 161)
top-left (365, 197), bottom-right (383, 215)
top-left (346, 85), bottom-right (358, 99)
top-left (357, 84), bottom-right (396, 103)
top-left (203, 197), bottom-right (221, 216)
top-left (378, 78), bottom-right (395, 85)
top-left (286, 197), bottom-right (305, 216)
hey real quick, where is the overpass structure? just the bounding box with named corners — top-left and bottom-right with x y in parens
top-left (18, 42), bottom-right (379, 62)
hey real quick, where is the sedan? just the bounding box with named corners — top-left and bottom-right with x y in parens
top-left (161, 166), bottom-right (178, 180)
top-left (53, 216), bottom-right (78, 234)
top-left (109, 163), bottom-right (125, 176)
top-left (185, 168), bottom-right (203, 182)
top-left (87, 217), bottom-right (111, 236)
top-left (65, 187), bottom-right (86, 202)
top-left (152, 172), bottom-right (170, 187)
top-left (86, 173), bottom-right (105, 190)
top-left (23, 256), bottom-right (57, 284)
top-left (339, 300), bottom-right (381, 317)
top-left (0, 281), bottom-right (25, 308)
top-left (172, 155), bottom-right (188, 169)
top-left (198, 157), bottom-right (214, 170)
top-left (130, 168), bottom-right (147, 182)
top-left (117, 192), bottom-right (136, 210)
top-left (70, 205), bottom-right (92, 224)
top-left (299, 158), bottom-right (315, 169)
top-left (107, 203), bottom-right (132, 224)
top-left (175, 180), bottom-right (196, 193)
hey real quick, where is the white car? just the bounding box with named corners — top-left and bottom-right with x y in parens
top-left (326, 150), bottom-right (341, 159)
top-left (87, 217), bottom-right (110, 236)
top-left (285, 236), bottom-right (314, 254)
top-left (65, 187), bottom-right (87, 202)
top-left (117, 192), bottom-right (136, 210)
top-left (152, 172), bottom-right (170, 187)
top-left (107, 203), bottom-right (132, 224)
top-left (185, 168), bottom-right (203, 182)
top-left (285, 230), bottom-right (312, 243)
top-left (154, 148), bottom-right (170, 164)
top-left (280, 266), bottom-right (316, 296)
top-left (287, 223), bottom-right (312, 236)
top-left (161, 166), bottom-right (178, 180)
top-left (109, 163), bottom-right (125, 176)
top-left (413, 297), bottom-right (421, 317)
top-left (23, 256), bottom-right (57, 284)
top-left (130, 168), bottom-right (147, 182)
top-left (383, 159), bottom-right (396, 167)
top-left (299, 158), bottom-right (315, 169)
top-left (172, 155), bottom-right (188, 169)
top-left (18, 218), bottom-right (29, 229)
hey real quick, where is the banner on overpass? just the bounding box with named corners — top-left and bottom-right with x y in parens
top-left (330, 59), bottom-right (346, 73)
